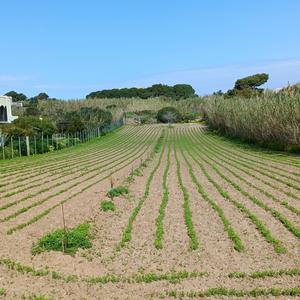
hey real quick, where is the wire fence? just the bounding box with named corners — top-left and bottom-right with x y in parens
top-left (0, 117), bottom-right (124, 160)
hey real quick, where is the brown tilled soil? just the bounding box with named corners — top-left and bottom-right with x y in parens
top-left (0, 124), bottom-right (300, 300)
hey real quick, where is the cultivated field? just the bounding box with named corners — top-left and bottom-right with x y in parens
top-left (0, 124), bottom-right (300, 299)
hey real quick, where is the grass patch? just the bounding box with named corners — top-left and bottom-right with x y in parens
top-left (32, 223), bottom-right (92, 256)
top-left (0, 289), bottom-right (6, 297)
top-left (27, 296), bottom-right (54, 300)
top-left (107, 186), bottom-right (128, 198)
top-left (228, 268), bottom-right (300, 279)
top-left (161, 286), bottom-right (300, 298)
top-left (101, 200), bottom-right (115, 212)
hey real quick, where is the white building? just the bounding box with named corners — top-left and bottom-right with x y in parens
top-left (0, 96), bottom-right (18, 123)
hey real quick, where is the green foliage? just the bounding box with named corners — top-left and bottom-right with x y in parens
top-left (32, 223), bottom-right (92, 256)
top-left (0, 288), bottom-right (6, 296)
top-left (162, 287), bottom-right (300, 298)
top-left (155, 143), bottom-right (171, 249)
top-left (5, 90), bottom-right (27, 102)
top-left (234, 73), bottom-right (269, 90)
top-left (118, 133), bottom-right (165, 248)
top-left (134, 110), bottom-right (157, 124)
top-left (225, 73), bottom-right (269, 98)
top-left (57, 107), bottom-right (112, 133)
top-left (36, 93), bottom-right (49, 100)
top-left (228, 268), bottom-right (300, 279)
top-left (157, 107), bottom-right (182, 123)
top-left (180, 137), bottom-right (244, 252)
top-left (101, 200), bottom-right (115, 211)
top-left (27, 295), bottom-right (54, 300)
top-left (202, 90), bottom-right (300, 151)
top-left (107, 186), bottom-right (128, 198)
top-left (174, 144), bottom-right (199, 250)
top-left (2, 116), bottom-right (56, 137)
top-left (86, 84), bottom-right (196, 100)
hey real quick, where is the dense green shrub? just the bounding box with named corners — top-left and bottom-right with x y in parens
top-left (157, 107), bottom-right (182, 123)
top-left (2, 116), bottom-right (56, 137)
top-left (107, 186), bottom-right (128, 198)
top-left (32, 223), bottom-right (92, 256)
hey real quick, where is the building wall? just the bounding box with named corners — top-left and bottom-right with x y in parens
top-left (0, 96), bottom-right (18, 123)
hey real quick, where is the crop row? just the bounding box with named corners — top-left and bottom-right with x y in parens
top-left (5, 127), bottom-right (160, 234)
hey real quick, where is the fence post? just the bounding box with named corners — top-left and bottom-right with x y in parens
top-left (34, 136), bottom-right (37, 154)
top-left (1, 136), bottom-right (5, 160)
top-left (18, 136), bottom-right (21, 158)
top-left (41, 133), bottom-right (44, 153)
top-left (11, 136), bottom-right (14, 159)
top-left (26, 136), bottom-right (30, 156)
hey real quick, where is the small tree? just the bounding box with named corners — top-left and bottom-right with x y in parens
top-left (226, 73), bottom-right (269, 98)
top-left (157, 107), bottom-right (182, 123)
top-left (5, 91), bottom-right (27, 102)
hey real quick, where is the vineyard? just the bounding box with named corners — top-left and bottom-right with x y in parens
top-left (0, 124), bottom-right (300, 299)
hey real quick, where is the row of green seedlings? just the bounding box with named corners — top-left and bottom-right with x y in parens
top-left (159, 286), bottom-right (300, 299)
top-left (0, 126), bottom-right (150, 203)
top-left (154, 142), bottom-right (171, 249)
top-left (176, 132), bottom-right (244, 252)
top-left (117, 130), bottom-right (166, 249)
top-left (0, 125), bottom-right (126, 176)
top-left (0, 126), bottom-right (127, 184)
top-left (1, 256), bottom-right (300, 286)
top-left (201, 129), bottom-right (300, 192)
top-left (173, 140), bottom-right (199, 250)
top-left (1, 134), bottom-right (149, 224)
top-left (0, 127), bottom-right (148, 212)
top-left (205, 130), bottom-right (300, 178)
top-left (194, 131), bottom-right (300, 216)
top-left (199, 129), bottom-right (300, 202)
top-left (189, 130), bottom-right (300, 242)
top-left (6, 133), bottom-right (155, 235)
top-left (0, 257), bottom-right (207, 285)
top-left (181, 130), bottom-right (286, 253)
top-left (0, 126), bottom-right (140, 197)
top-left (101, 130), bottom-right (166, 213)
top-left (206, 130), bottom-right (300, 168)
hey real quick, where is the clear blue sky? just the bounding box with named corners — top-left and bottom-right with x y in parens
top-left (1, 0), bottom-right (300, 99)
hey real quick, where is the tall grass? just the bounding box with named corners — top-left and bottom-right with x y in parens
top-left (37, 97), bottom-right (203, 121)
top-left (202, 90), bottom-right (300, 152)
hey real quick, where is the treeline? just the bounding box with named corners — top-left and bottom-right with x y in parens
top-left (4, 91), bottom-right (55, 102)
top-left (86, 84), bottom-right (196, 100)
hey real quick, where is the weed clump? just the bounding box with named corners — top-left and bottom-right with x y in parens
top-left (107, 186), bottom-right (128, 198)
top-left (32, 223), bottom-right (92, 256)
top-left (101, 200), bottom-right (115, 212)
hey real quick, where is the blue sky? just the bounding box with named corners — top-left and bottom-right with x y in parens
top-left (0, 0), bottom-right (300, 99)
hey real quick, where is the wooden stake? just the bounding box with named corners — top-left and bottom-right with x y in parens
top-left (110, 175), bottom-right (114, 189)
top-left (61, 204), bottom-right (66, 254)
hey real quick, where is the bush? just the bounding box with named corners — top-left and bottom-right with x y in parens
top-left (32, 223), bottom-right (92, 256)
top-left (157, 107), bottom-right (182, 123)
top-left (107, 186), bottom-right (128, 198)
top-left (101, 200), bottom-right (115, 211)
